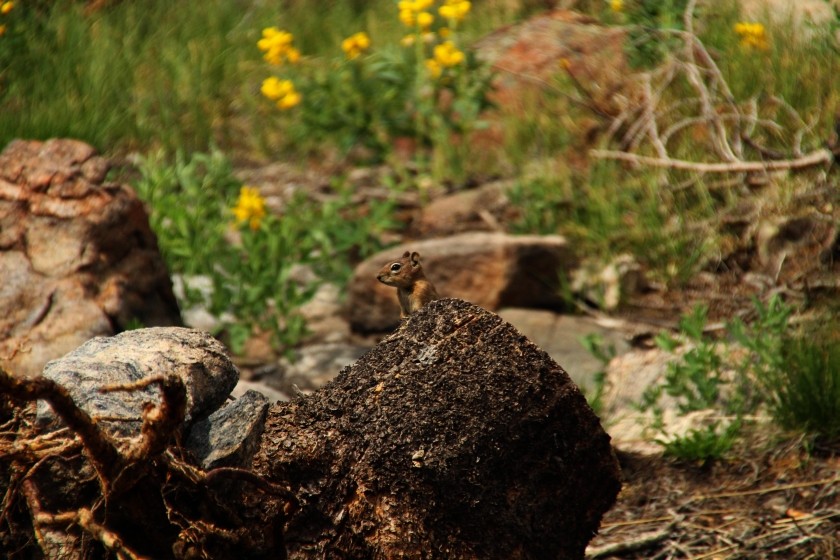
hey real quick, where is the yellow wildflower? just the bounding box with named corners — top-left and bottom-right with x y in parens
top-left (277, 90), bottom-right (301, 110)
top-left (438, 27), bottom-right (451, 39)
top-left (439, 1), bottom-right (470, 22)
top-left (425, 59), bottom-right (442, 79)
top-left (734, 22), bottom-right (769, 50)
top-left (261, 77), bottom-right (301, 110)
top-left (609, 0), bottom-right (622, 12)
top-left (433, 41), bottom-right (464, 67)
top-left (399, 8), bottom-right (415, 27)
top-left (400, 34), bottom-right (416, 47)
top-left (0, 2), bottom-right (13, 15)
top-left (257, 27), bottom-right (300, 66)
top-left (342, 32), bottom-right (371, 60)
top-left (399, 0), bottom-right (437, 28)
top-left (233, 186), bottom-right (267, 230)
top-left (417, 11), bottom-right (434, 29)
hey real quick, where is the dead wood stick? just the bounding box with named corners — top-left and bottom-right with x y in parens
top-left (585, 525), bottom-right (674, 559)
top-left (590, 148), bottom-right (832, 173)
top-left (600, 515), bottom-right (675, 529)
top-left (696, 476), bottom-right (840, 500)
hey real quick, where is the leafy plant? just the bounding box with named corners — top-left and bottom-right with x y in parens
top-left (636, 296), bottom-right (818, 458)
top-left (728, 294), bottom-right (792, 411)
top-left (766, 337), bottom-right (840, 441)
top-left (255, 0), bottom-right (495, 174)
top-left (658, 420), bottom-right (740, 463)
top-left (580, 333), bottom-right (616, 415)
top-left (607, 0), bottom-right (691, 68)
top-left (642, 305), bottom-right (726, 415)
top-left (133, 150), bottom-right (399, 355)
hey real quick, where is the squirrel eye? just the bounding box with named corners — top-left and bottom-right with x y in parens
top-left (390, 263), bottom-right (401, 272)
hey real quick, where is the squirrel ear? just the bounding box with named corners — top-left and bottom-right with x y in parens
top-left (410, 252), bottom-right (421, 266)
top-left (402, 251), bottom-right (411, 258)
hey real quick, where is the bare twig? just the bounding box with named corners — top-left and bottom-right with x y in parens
top-left (586, 524), bottom-right (676, 559)
top-left (695, 476), bottom-right (840, 501)
top-left (590, 148), bottom-right (833, 174)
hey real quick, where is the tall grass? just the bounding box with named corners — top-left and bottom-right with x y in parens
top-left (0, 1), bottom-right (391, 153)
top-left (0, 0), bottom-right (521, 157)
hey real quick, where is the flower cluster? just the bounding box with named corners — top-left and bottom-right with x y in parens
top-left (261, 77), bottom-right (301, 110)
top-left (0, 1), bottom-right (13, 37)
top-left (232, 186), bottom-right (267, 230)
top-left (425, 40), bottom-right (465, 77)
top-left (439, 0), bottom-right (471, 23)
top-left (341, 32), bottom-right (371, 60)
top-left (734, 22), bottom-right (769, 51)
top-left (395, 1), bottom-right (469, 79)
top-left (398, 0), bottom-right (435, 29)
top-left (257, 27), bottom-right (301, 66)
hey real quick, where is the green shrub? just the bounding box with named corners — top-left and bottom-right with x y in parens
top-left (634, 296), bottom-right (813, 459)
top-left (133, 149), bottom-right (399, 354)
top-left (770, 338), bottom-right (840, 441)
top-left (658, 420), bottom-right (740, 463)
top-left (254, 0), bottom-right (494, 175)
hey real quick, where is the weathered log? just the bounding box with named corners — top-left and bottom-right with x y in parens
top-left (254, 298), bottom-right (621, 559)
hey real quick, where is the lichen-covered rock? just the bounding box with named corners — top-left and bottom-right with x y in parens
top-left (348, 232), bottom-right (575, 332)
top-left (0, 138), bottom-right (181, 377)
top-left (186, 389), bottom-right (269, 470)
top-left (254, 298), bottom-right (621, 559)
top-left (37, 327), bottom-right (238, 438)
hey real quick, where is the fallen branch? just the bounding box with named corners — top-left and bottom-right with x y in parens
top-left (586, 524), bottom-right (675, 559)
top-left (695, 476), bottom-right (840, 501)
top-left (590, 148), bottom-right (833, 174)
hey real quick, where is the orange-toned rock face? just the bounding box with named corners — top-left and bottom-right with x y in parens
top-left (0, 138), bottom-right (182, 377)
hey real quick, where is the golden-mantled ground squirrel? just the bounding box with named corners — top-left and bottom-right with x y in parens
top-left (376, 251), bottom-right (439, 318)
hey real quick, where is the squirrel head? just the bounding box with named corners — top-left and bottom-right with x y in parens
top-left (376, 251), bottom-right (425, 288)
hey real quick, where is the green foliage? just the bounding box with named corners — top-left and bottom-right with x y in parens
top-left (0, 0), bottom-right (270, 152)
top-left (255, 2), bottom-right (495, 176)
top-left (133, 150), bottom-right (399, 354)
top-left (580, 333), bottom-right (616, 415)
top-left (611, 0), bottom-right (691, 68)
top-left (636, 294), bottom-right (840, 454)
top-left (658, 420), bottom-right (740, 463)
top-left (134, 150), bottom-right (240, 280)
top-left (509, 163), bottom-right (708, 285)
top-left (508, 176), bottom-right (570, 235)
top-left (636, 296), bottom-right (817, 458)
top-left (643, 305), bottom-right (726, 414)
top-left (698, 1), bottom-right (840, 150)
top-left (766, 337), bottom-right (840, 441)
